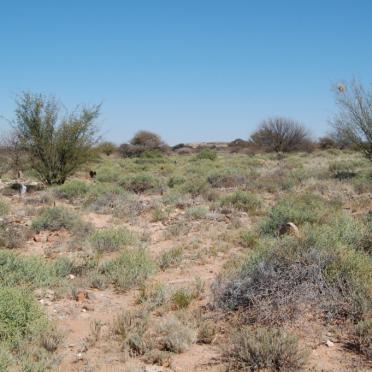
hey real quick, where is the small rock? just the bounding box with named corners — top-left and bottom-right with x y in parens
top-left (68, 274), bottom-right (76, 280)
top-left (326, 340), bottom-right (334, 347)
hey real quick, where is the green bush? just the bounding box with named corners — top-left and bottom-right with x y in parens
top-left (102, 248), bottom-right (155, 291)
top-left (54, 180), bottom-right (89, 201)
top-left (171, 288), bottom-right (195, 309)
top-left (260, 194), bottom-right (338, 235)
top-left (159, 246), bottom-right (183, 270)
top-left (0, 250), bottom-right (65, 287)
top-left (90, 227), bottom-right (135, 253)
top-left (196, 148), bottom-right (217, 161)
top-left (31, 207), bottom-right (85, 233)
top-left (0, 287), bottom-right (47, 346)
top-left (220, 191), bottom-right (262, 213)
top-left (185, 206), bottom-right (208, 220)
top-left (224, 326), bottom-right (307, 371)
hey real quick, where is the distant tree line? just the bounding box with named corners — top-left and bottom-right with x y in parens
top-left (0, 79), bottom-right (371, 184)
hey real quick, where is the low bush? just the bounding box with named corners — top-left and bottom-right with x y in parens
top-left (159, 246), bottom-right (183, 270)
top-left (54, 180), bottom-right (89, 201)
top-left (171, 287), bottom-right (195, 309)
top-left (0, 223), bottom-right (30, 249)
top-left (101, 248), bottom-right (154, 291)
top-left (223, 326), bottom-right (307, 371)
top-left (185, 206), bottom-right (208, 220)
top-left (137, 283), bottom-right (168, 309)
top-left (32, 207), bottom-right (83, 232)
top-left (156, 315), bottom-right (196, 353)
top-left (220, 191), bottom-right (262, 213)
top-left (196, 148), bottom-right (217, 161)
top-left (0, 250), bottom-right (66, 287)
top-left (0, 287), bottom-right (46, 347)
top-left (260, 193), bottom-right (338, 235)
top-left (213, 224), bottom-right (372, 323)
top-left (167, 175), bottom-right (186, 188)
top-left (89, 227), bottom-right (135, 253)
top-left (353, 320), bottom-right (372, 358)
top-left (112, 308), bottom-right (150, 356)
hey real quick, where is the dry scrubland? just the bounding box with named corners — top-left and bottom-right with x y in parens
top-left (0, 148), bottom-right (371, 371)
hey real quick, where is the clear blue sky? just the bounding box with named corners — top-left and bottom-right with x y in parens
top-left (1, 0), bottom-right (371, 144)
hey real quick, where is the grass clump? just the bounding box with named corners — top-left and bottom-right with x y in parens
top-left (224, 326), bottom-right (307, 371)
top-left (32, 206), bottom-right (83, 232)
top-left (102, 248), bottom-right (155, 291)
top-left (112, 308), bottom-right (150, 356)
top-left (156, 315), bottom-right (196, 353)
top-left (185, 206), bottom-right (208, 220)
top-left (90, 227), bottom-right (135, 253)
top-left (54, 180), bottom-right (89, 201)
top-left (159, 246), bottom-right (183, 270)
top-left (260, 193), bottom-right (338, 235)
top-left (0, 250), bottom-right (63, 288)
top-left (171, 288), bottom-right (195, 309)
top-left (220, 191), bottom-right (262, 213)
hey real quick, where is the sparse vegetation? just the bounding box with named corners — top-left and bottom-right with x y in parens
top-left (89, 227), bottom-right (135, 252)
top-left (223, 326), bottom-right (308, 371)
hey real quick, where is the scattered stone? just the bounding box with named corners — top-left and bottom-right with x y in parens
top-left (326, 340), bottom-right (335, 347)
top-left (68, 274), bottom-right (76, 280)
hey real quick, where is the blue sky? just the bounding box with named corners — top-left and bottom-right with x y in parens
top-left (1, 0), bottom-right (371, 144)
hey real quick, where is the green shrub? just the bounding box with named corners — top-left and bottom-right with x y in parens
top-left (239, 231), bottom-right (259, 248)
top-left (0, 287), bottom-right (47, 346)
top-left (102, 248), bottom-right (155, 291)
top-left (167, 176), bottom-right (185, 188)
top-left (32, 207), bottom-right (82, 232)
top-left (171, 288), bottom-right (195, 309)
top-left (224, 326), bottom-right (307, 371)
top-left (159, 246), bottom-right (183, 270)
top-left (185, 206), bottom-right (208, 220)
top-left (196, 148), bottom-right (217, 161)
top-left (54, 180), bottom-right (89, 201)
top-left (260, 194), bottom-right (338, 235)
top-left (90, 227), bottom-right (135, 253)
top-left (0, 250), bottom-right (62, 287)
top-left (354, 320), bottom-right (372, 358)
top-left (220, 191), bottom-right (262, 213)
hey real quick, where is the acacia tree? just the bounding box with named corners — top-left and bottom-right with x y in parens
top-left (332, 80), bottom-right (372, 160)
top-left (14, 92), bottom-right (100, 184)
top-left (250, 117), bottom-right (311, 153)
